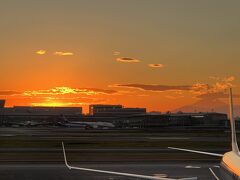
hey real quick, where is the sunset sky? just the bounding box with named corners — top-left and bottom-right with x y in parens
top-left (1, 0), bottom-right (240, 113)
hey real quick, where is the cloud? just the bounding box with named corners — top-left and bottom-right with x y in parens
top-left (1, 87), bottom-right (112, 108)
top-left (190, 76), bottom-right (237, 101)
top-left (36, 50), bottom-right (46, 55)
top-left (192, 76), bottom-right (235, 95)
top-left (223, 76), bottom-right (235, 82)
top-left (115, 76), bottom-right (236, 95)
top-left (113, 51), bottom-right (121, 56)
top-left (0, 91), bottom-right (22, 96)
top-left (23, 87), bottom-right (117, 96)
top-left (148, 64), bottom-right (164, 68)
top-left (31, 102), bottom-right (84, 107)
top-left (116, 84), bottom-right (192, 92)
top-left (191, 83), bottom-right (210, 94)
top-left (34, 96), bottom-right (106, 106)
top-left (116, 57), bottom-right (140, 63)
top-left (27, 88), bottom-right (112, 107)
top-left (84, 88), bottom-right (117, 95)
top-left (165, 95), bottom-right (184, 99)
top-left (196, 92), bottom-right (239, 99)
top-left (209, 76), bottom-right (220, 81)
top-left (54, 51), bottom-right (74, 56)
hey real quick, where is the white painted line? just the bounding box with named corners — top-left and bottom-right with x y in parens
top-left (168, 147), bottom-right (223, 157)
top-left (149, 137), bottom-right (190, 140)
top-left (185, 166), bottom-right (201, 169)
top-left (153, 174), bottom-right (168, 178)
top-left (0, 134), bottom-right (15, 137)
top-left (209, 168), bottom-right (220, 180)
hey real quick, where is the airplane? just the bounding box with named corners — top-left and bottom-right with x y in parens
top-left (57, 121), bottom-right (92, 129)
top-left (59, 115), bottom-right (115, 129)
top-left (62, 121), bottom-right (115, 129)
top-left (168, 88), bottom-right (240, 179)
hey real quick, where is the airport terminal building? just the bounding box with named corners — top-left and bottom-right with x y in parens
top-left (89, 104), bottom-right (146, 117)
top-left (0, 105), bottom-right (82, 125)
top-left (0, 100), bottom-right (229, 129)
top-left (101, 112), bottom-right (226, 129)
top-left (0, 100), bottom-right (5, 108)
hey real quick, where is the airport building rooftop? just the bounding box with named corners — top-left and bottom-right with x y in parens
top-left (89, 104), bottom-right (146, 116)
top-left (0, 100), bottom-right (5, 108)
top-left (2, 106), bottom-right (82, 116)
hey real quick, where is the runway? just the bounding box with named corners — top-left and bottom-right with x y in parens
top-left (0, 127), bottom-right (228, 179)
top-left (0, 163), bottom-right (219, 180)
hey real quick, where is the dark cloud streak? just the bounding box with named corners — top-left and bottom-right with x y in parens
top-left (116, 57), bottom-right (140, 63)
top-left (116, 84), bottom-right (192, 91)
top-left (0, 91), bottom-right (22, 96)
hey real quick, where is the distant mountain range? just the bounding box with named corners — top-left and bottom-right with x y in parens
top-left (173, 98), bottom-right (240, 117)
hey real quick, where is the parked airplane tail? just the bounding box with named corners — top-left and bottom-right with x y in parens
top-left (229, 88), bottom-right (239, 154)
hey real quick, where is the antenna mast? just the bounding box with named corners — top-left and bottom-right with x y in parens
top-left (229, 88), bottom-right (239, 154)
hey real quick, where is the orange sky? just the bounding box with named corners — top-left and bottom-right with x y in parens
top-left (1, 1), bottom-right (240, 114)
top-left (1, 80), bottom-right (239, 114)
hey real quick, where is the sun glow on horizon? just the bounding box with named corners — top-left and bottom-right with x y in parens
top-left (31, 101), bottom-right (83, 107)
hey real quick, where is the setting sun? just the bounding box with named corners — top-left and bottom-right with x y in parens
top-left (0, 0), bottom-right (239, 115)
